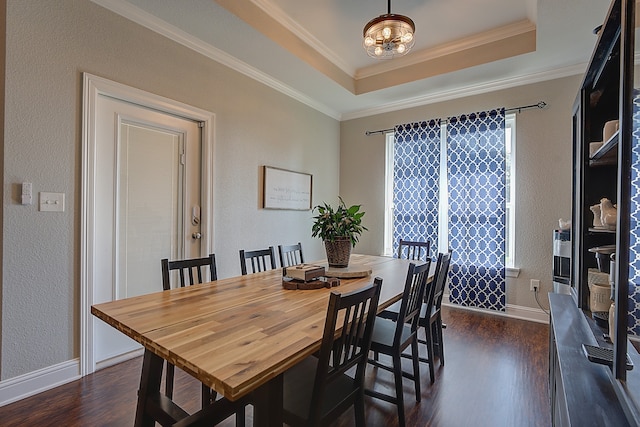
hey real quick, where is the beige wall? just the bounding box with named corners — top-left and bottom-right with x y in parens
top-left (1, 0), bottom-right (338, 380)
top-left (340, 75), bottom-right (580, 311)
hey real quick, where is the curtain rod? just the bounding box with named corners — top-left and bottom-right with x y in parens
top-left (364, 101), bottom-right (547, 136)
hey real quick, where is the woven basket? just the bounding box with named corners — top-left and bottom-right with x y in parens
top-left (325, 238), bottom-right (352, 268)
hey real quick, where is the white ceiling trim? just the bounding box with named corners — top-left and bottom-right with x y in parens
top-left (342, 63), bottom-right (586, 121)
top-left (91, 0), bottom-right (341, 120)
top-left (249, 0), bottom-right (355, 76)
top-left (91, 0), bottom-right (586, 123)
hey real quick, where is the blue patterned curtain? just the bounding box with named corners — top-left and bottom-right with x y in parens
top-left (392, 120), bottom-right (441, 259)
top-left (447, 109), bottom-right (506, 311)
top-left (628, 91), bottom-right (640, 336)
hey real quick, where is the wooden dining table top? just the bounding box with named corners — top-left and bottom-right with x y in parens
top-left (91, 254), bottom-right (429, 402)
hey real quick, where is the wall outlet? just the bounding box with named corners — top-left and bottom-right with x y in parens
top-left (530, 279), bottom-right (540, 292)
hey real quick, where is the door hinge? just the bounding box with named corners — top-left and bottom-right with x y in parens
top-left (198, 122), bottom-right (205, 128)
top-left (180, 153), bottom-right (185, 165)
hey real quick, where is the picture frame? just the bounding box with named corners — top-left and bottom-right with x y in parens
top-left (263, 166), bottom-right (312, 210)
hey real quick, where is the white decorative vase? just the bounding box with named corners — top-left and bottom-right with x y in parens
top-left (599, 198), bottom-right (617, 229)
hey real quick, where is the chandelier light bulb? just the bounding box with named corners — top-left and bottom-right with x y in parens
top-left (402, 32), bottom-right (413, 43)
top-left (362, 1), bottom-right (416, 60)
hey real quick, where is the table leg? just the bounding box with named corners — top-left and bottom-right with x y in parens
top-left (251, 374), bottom-right (283, 426)
top-left (134, 349), bottom-right (164, 427)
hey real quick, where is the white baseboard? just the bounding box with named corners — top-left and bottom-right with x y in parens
top-left (95, 347), bottom-right (143, 371)
top-left (0, 359), bottom-right (81, 407)
top-left (0, 347), bottom-right (144, 409)
top-left (443, 294), bottom-right (550, 324)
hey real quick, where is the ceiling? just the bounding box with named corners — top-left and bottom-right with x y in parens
top-left (93, 0), bottom-right (611, 120)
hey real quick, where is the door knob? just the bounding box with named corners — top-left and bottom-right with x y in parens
top-left (192, 232), bottom-right (202, 239)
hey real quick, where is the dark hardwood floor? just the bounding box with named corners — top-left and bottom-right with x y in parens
top-left (0, 306), bottom-right (550, 426)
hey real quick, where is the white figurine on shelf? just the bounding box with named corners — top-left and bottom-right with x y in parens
top-left (600, 198), bottom-right (617, 229)
top-left (590, 204), bottom-right (603, 227)
top-left (558, 218), bottom-right (571, 231)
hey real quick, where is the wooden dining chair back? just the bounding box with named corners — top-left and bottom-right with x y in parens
top-left (160, 254), bottom-right (218, 407)
top-left (161, 254), bottom-right (217, 291)
top-left (366, 261), bottom-right (431, 427)
top-left (283, 278), bottom-right (382, 427)
top-left (418, 250), bottom-right (453, 383)
top-left (397, 239), bottom-right (431, 261)
top-left (278, 242), bottom-right (305, 267)
top-left (160, 253), bottom-right (245, 424)
top-left (239, 246), bottom-right (277, 275)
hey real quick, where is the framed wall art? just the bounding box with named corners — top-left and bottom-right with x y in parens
top-left (263, 166), bottom-right (312, 210)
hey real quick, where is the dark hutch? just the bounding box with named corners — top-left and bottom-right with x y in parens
top-left (549, 0), bottom-right (640, 425)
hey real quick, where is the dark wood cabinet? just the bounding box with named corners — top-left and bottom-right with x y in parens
top-left (549, 0), bottom-right (640, 425)
top-left (571, 0), bottom-right (621, 315)
top-left (571, 0), bottom-right (635, 380)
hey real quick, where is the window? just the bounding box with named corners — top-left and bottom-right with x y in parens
top-left (384, 114), bottom-right (516, 267)
top-left (505, 114), bottom-right (515, 268)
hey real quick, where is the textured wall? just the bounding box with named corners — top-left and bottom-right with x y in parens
top-left (340, 75), bottom-right (580, 312)
top-left (2, 0), bottom-right (338, 380)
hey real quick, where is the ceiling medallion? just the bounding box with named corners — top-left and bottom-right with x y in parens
top-left (363, 0), bottom-right (415, 59)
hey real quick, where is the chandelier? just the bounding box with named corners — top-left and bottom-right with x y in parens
top-left (363, 0), bottom-right (415, 59)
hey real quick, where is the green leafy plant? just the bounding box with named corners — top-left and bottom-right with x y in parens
top-left (311, 197), bottom-right (367, 247)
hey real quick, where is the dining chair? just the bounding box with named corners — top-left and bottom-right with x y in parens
top-left (160, 254), bottom-right (246, 425)
top-left (365, 261), bottom-right (431, 427)
top-left (418, 250), bottom-right (452, 382)
top-left (376, 251), bottom-right (452, 384)
top-left (282, 278), bottom-right (382, 427)
top-left (397, 239), bottom-right (431, 261)
top-left (161, 253), bottom-right (217, 291)
top-left (239, 246), bottom-right (277, 275)
top-left (161, 254), bottom-right (218, 403)
top-left (278, 242), bottom-right (305, 267)
top-left (379, 238), bottom-right (430, 319)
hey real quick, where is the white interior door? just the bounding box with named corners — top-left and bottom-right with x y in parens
top-left (92, 95), bottom-right (202, 369)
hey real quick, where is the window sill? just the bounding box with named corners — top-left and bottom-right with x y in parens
top-left (506, 267), bottom-right (520, 278)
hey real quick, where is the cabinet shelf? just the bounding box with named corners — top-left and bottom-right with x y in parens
top-left (589, 130), bottom-right (619, 166)
top-left (588, 227), bottom-right (617, 234)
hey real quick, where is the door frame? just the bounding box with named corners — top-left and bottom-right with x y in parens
top-left (80, 73), bottom-right (215, 375)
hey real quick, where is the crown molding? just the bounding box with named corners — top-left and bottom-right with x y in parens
top-left (90, 0), bottom-right (341, 120)
top-left (248, 0), bottom-right (355, 76)
top-left (341, 63), bottom-right (587, 121)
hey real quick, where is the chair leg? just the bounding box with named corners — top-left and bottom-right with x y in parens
top-left (354, 389), bottom-right (366, 427)
top-left (437, 318), bottom-right (445, 365)
top-left (165, 362), bottom-right (175, 398)
top-left (410, 339), bottom-right (421, 401)
top-left (236, 406), bottom-right (246, 427)
top-left (392, 353), bottom-right (406, 427)
top-left (425, 323), bottom-right (436, 384)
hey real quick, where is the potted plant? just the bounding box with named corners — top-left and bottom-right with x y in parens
top-left (311, 197), bottom-right (367, 268)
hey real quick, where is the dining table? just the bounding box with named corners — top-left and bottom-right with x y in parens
top-left (91, 254), bottom-right (433, 426)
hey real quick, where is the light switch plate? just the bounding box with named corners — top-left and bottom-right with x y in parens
top-left (21, 182), bottom-right (32, 205)
top-left (39, 192), bottom-right (65, 212)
